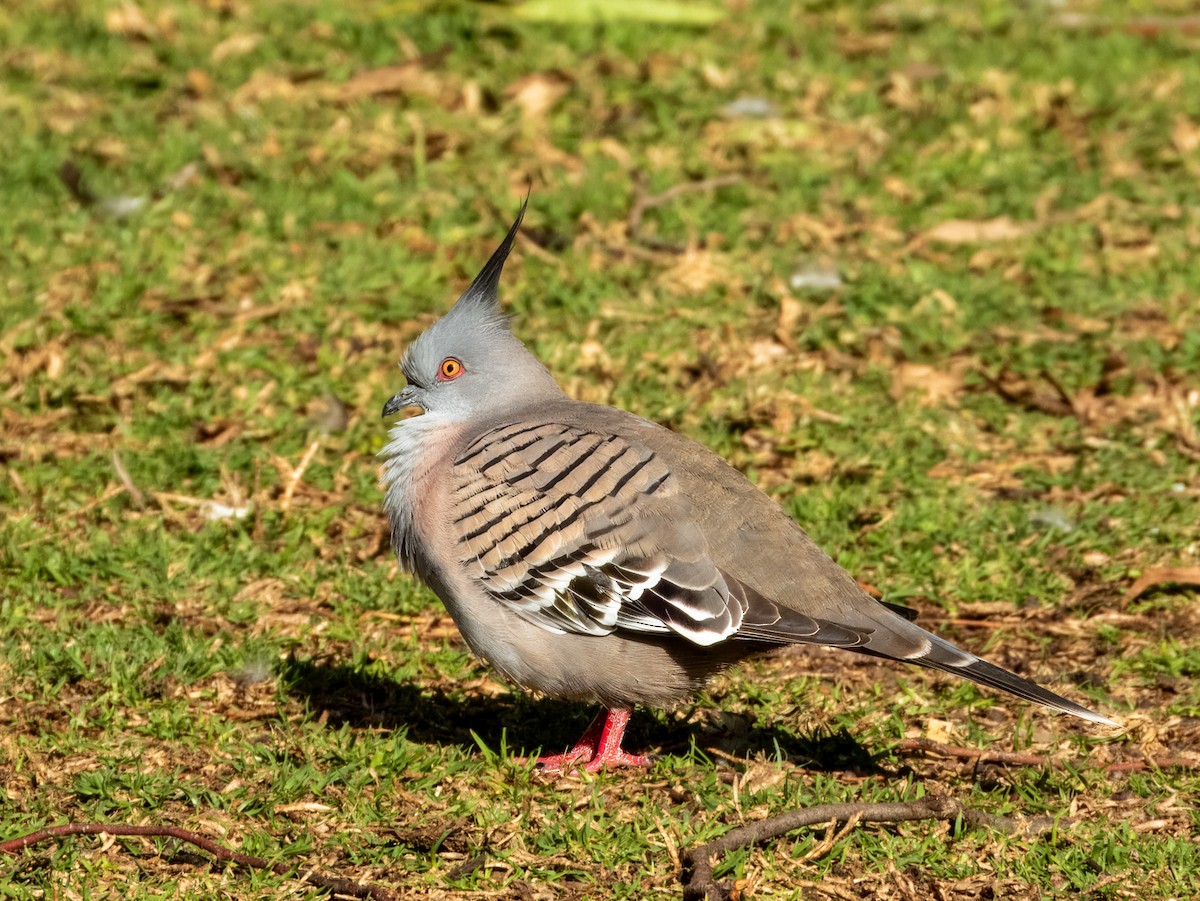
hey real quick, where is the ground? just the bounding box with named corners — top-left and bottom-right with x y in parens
top-left (1, 0), bottom-right (1199, 899)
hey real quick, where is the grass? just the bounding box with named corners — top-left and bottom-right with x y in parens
top-left (2, 0), bottom-right (1200, 898)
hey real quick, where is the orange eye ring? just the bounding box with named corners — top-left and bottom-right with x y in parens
top-left (437, 357), bottom-right (464, 382)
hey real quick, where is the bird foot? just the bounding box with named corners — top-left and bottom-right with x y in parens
top-left (530, 707), bottom-right (652, 774)
top-left (534, 746), bottom-right (652, 774)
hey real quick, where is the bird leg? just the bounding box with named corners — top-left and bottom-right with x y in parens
top-left (535, 707), bottom-right (652, 773)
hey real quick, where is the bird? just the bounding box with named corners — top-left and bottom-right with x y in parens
top-left (380, 200), bottom-right (1116, 773)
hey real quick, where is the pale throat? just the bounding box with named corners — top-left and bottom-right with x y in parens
top-left (379, 412), bottom-right (461, 572)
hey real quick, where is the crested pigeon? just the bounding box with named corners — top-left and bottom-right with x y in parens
top-left (380, 201), bottom-right (1116, 773)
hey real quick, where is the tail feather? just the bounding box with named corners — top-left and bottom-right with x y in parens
top-left (737, 581), bottom-right (1118, 727)
top-left (915, 641), bottom-right (1117, 727)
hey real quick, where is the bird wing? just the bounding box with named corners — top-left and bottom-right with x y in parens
top-left (529, 402), bottom-right (1118, 727)
top-left (447, 412), bottom-right (1113, 726)
top-left (449, 419), bottom-right (869, 649)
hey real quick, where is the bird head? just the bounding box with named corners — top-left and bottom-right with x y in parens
top-left (383, 199), bottom-right (562, 421)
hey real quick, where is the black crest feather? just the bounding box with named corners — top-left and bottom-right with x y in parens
top-left (452, 197), bottom-right (528, 316)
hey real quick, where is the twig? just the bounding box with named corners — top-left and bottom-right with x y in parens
top-left (1105, 757), bottom-right (1199, 775)
top-left (896, 737), bottom-right (1200, 777)
top-left (978, 367), bottom-right (1074, 417)
top-left (280, 439), bottom-right (322, 511)
top-left (16, 485), bottom-right (125, 548)
top-left (1039, 367), bottom-right (1082, 419)
top-left (111, 449), bottom-right (146, 509)
top-left (627, 174), bottom-right (742, 252)
top-left (679, 795), bottom-right (966, 901)
top-left (896, 737), bottom-right (1047, 769)
top-left (0, 822), bottom-right (397, 901)
top-left (445, 852), bottom-right (487, 880)
top-left (799, 811), bottom-right (861, 861)
top-left (1123, 566), bottom-right (1200, 602)
top-left (1053, 12), bottom-right (1200, 38)
top-left (792, 879), bottom-right (860, 901)
top-left (58, 159), bottom-right (199, 219)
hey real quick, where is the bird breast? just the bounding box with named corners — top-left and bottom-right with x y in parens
top-left (379, 414), bottom-right (463, 577)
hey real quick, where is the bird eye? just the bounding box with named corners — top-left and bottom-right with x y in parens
top-left (437, 357), bottom-right (464, 381)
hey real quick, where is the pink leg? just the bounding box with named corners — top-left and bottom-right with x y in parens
top-left (534, 708), bottom-right (652, 773)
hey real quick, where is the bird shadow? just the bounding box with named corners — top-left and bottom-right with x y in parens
top-left (280, 655), bottom-right (882, 775)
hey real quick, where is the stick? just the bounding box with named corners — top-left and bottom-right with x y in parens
top-left (281, 439), bottom-right (322, 511)
top-left (679, 795), bottom-right (966, 901)
top-left (0, 823), bottom-right (397, 901)
top-left (111, 449), bottom-right (146, 509)
top-left (896, 737), bottom-right (1200, 776)
top-left (896, 737), bottom-right (1047, 768)
top-left (627, 174), bottom-right (742, 251)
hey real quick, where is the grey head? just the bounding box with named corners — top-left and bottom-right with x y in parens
top-left (382, 200), bottom-right (564, 421)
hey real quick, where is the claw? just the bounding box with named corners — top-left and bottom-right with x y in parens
top-left (532, 708), bottom-right (652, 773)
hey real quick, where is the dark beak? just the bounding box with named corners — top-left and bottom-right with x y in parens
top-left (382, 386), bottom-right (421, 417)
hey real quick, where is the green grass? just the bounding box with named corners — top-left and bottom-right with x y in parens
top-left (3, 0), bottom-right (1199, 898)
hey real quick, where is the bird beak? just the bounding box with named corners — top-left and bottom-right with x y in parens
top-left (382, 386), bottom-right (422, 418)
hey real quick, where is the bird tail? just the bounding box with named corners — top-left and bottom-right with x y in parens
top-left (745, 597), bottom-right (1117, 726)
top-left (904, 632), bottom-right (1118, 727)
top-left (841, 604), bottom-right (1119, 727)
top-left (731, 571), bottom-right (1118, 727)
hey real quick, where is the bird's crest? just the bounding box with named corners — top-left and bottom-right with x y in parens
top-left (444, 197), bottom-right (528, 326)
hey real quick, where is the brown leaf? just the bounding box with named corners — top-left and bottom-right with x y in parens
top-left (775, 294), bottom-right (803, 349)
top-left (1125, 567), bottom-right (1200, 602)
top-left (922, 216), bottom-right (1033, 245)
top-left (105, 3), bottom-right (156, 40)
top-left (596, 137), bottom-right (633, 167)
top-left (890, 362), bottom-right (962, 407)
top-left (701, 62), bottom-right (732, 89)
top-left (1051, 309), bottom-right (1110, 335)
top-left (883, 71), bottom-right (919, 111)
top-left (504, 71), bottom-right (571, 120)
top-left (340, 63), bottom-right (442, 101)
top-left (983, 368), bottom-right (1075, 417)
top-left (1172, 114), bottom-right (1200, 155)
top-left (747, 339), bottom-right (788, 370)
top-left (657, 247), bottom-right (734, 297)
top-left (211, 32), bottom-right (261, 62)
top-left (186, 68), bottom-right (213, 97)
top-left (883, 176), bottom-right (919, 202)
top-left (231, 72), bottom-right (297, 107)
top-left (836, 33), bottom-right (895, 57)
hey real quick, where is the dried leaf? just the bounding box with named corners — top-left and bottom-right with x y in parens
top-left (701, 62), bottom-right (731, 90)
top-left (836, 33), bottom-right (895, 57)
top-left (340, 63), bottom-right (442, 101)
top-left (1125, 567), bottom-right (1200, 602)
top-left (747, 339), bottom-right (787, 370)
top-left (890, 362), bottom-right (962, 407)
top-left (1172, 115), bottom-right (1200, 154)
top-left (211, 32), bottom-right (261, 62)
top-left (657, 247), bottom-right (734, 297)
top-left (775, 294), bottom-right (803, 348)
top-left (186, 68), bottom-right (213, 97)
top-left (231, 72), bottom-right (298, 107)
top-left (883, 71), bottom-right (919, 111)
top-left (105, 3), bottom-right (156, 40)
top-left (274, 802), bottom-right (335, 817)
top-left (513, 0), bottom-right (725, 25)
top-left (923, 216), bottom-right (1033, 245)
top-left (925, 718), bottom-right (957, 745)
top-left (505, 71), bottom-right (571, 120)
